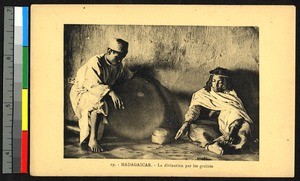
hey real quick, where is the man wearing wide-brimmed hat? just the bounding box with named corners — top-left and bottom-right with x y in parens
top-left (70, 38), bottom-right (132, 152)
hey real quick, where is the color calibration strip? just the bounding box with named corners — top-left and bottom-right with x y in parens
top-left (2, 6), bottom-right (28, 173)
top-left (21, 7), bottom-right (29, 174)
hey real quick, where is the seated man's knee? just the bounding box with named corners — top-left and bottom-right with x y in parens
top-left (231, 121), bottom-right (251, 150)
top-left (234, 130), bottom-right (250, 150)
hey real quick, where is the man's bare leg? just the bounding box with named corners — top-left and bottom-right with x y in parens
top-left (88, 110), bottom-right (104, 152)
top-left (96, 116), bottom-right (105, 142)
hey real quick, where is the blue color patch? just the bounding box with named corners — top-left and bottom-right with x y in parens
top-left (22, 7), bottom-right (28, 46)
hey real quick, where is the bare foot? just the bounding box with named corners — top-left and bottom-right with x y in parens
top-left (205, 142), bottom-right (224, 155)
top-left (88, 139), bottom-right (104, 152)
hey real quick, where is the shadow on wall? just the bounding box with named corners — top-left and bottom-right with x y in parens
top-left (232, 69), bottom-right (259, 139)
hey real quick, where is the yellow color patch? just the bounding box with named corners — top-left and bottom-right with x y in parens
top-left (22, 89), bottom-right (28, 131)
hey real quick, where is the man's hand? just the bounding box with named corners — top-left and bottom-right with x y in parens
top-left (175, 122), bottom-right (190, 140)
top-left (109, 91), bottom-right (124, 110)
top-left (224, 119), bottom-right (243, 145)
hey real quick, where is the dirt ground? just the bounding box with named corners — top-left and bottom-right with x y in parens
top-left (64, 128), bottom-right (259, 161)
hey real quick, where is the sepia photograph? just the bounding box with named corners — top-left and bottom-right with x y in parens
top-left (30, 5), bottom-right (294, 177)
top-left (63, 25), bottom-right (259, 161)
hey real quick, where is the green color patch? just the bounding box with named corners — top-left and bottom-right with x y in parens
top-left (22, 47), bottom-right (28, 88)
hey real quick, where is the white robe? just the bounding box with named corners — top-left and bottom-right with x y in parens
top-left (69, 54), bottom-right (131, 143)
top-left (187, 88), bottom-right (252, 135)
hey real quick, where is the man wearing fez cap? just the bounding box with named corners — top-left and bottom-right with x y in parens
top-left (70, 38), bottom-right (132, 152)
